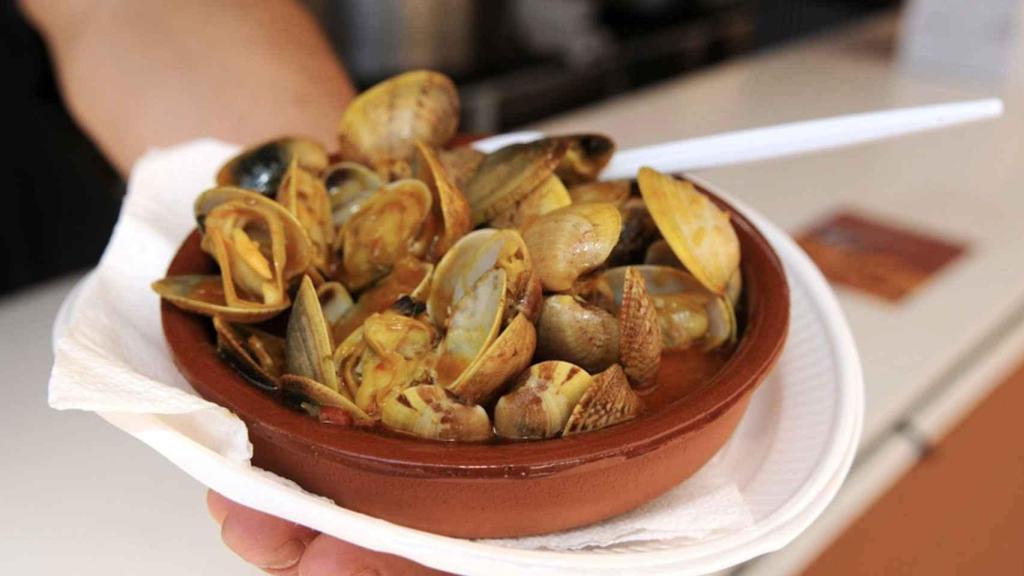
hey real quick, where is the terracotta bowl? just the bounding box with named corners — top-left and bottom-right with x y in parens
top-left (162, 187), bottom-right (790, 538)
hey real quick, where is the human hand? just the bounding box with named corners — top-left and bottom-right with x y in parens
top-left (208, 491), bottom-right (451, 575)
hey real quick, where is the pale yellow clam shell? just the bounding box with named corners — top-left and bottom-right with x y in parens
top-left (337, 70), bottom-right (459, 173)
top-left (637, 167), bottom-right (740, 295)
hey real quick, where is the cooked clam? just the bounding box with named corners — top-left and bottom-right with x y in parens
top-left (286, 276), bottom-right (343, 393)
top-left (338, 179), bottom-right (433, 290)
top-left (280, 374), bottom-right (370, 424)
top-left (637, 167), bottom-right (740, 295)
top-left (445, 312), bottom-right (536, 406)
top-left (535, 295), bottom-right (619, 374)
top-left (428, 251), bottom-right (536, 408)
top-left (213, 316), bottom-right (287, 390)
top-left (522, 202), bottom-right (622, 292)
top-left (337, 70), bottom-right (459, 177)
top-left (652, 293), bottom-right (712, 349)
top-left (277, 160), bottom-right (334, 271)
top-left (554, 134), bottom-right (615, 185)
top-left (413, 141), bottom-right (472, 261)
top-left (427, 229), bottom-right (541, 328)
top-left (152, 275), bottom-right (290, 323)
top-left (563, 364), bottom-right (642, 435)
top-left (217, 137), bottom-right (328, 197)
top-left (363, 310), bottom-right (437, 359)
top-left (602, 265), bottom-right (737, 351)
top-left (464, 138), bottom-right (568, 226)
top-left (617, 267), bottom-right (663, 387)
top-left (316, 281), bottom-right (354, 326)
top-left (163, 192), bottom-right (306, 321)
top-left (330, 257), bottom-right (433, 344)
top-left (342, 311), bottom-right (437, 416)
top-left (438, 145), bottom-right (485, 191)
top-left (323, 161), bottom-right (383, 228)
top-left (489, 174), bottom-right (571, 230)
top-left (381, 385), bottom-right (493, 441)
top-left (194, 186), bottom-right (313, 281)
top-left (494, 361), bottom-right (594, 439)
top-left (202, 208), bottom-right (286, 308)
top-left (434, 269), bottom-right (506, 388)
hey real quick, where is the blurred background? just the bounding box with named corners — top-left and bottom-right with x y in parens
top-left (5, 1), bottom-right (1023, 575)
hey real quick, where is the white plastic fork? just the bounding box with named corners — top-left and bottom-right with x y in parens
top-left (472, 98), bottom-right (1004, 179)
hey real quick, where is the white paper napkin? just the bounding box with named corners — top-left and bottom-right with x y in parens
top-left (48, 139), bottom-right (754, 550)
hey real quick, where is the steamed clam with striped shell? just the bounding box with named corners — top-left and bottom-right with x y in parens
top-left (153, 69), bottom-right (746, 443)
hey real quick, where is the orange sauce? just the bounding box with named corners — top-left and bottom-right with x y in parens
top-left (638, 346), bottom-right (734, 414)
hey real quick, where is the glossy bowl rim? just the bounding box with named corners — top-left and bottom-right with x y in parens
top-left (162, 185), bottom-right (790, 479)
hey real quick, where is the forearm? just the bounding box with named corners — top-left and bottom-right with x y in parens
top-left (20, 0), bottom-right (355, 175)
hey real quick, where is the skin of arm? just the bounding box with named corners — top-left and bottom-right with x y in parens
top-left (19, 0), bottom-right (355, 175)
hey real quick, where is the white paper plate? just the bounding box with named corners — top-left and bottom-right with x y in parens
top-left (54, 176), bottom-right (862, 576)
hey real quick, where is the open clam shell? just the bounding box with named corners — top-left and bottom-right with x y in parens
top-left (427, 229), bottom-right (541, 329)
top-left (152, 274), bottom-right (289, 323)
top-left (339, 179), bottom-right (433, 290)
top-left (316, 281), bottom-right (354, 326)
top-left (446, 312), bottom-right (536, 406)
top-left (337, 70), bottom-right (459, 176)
top-left (434, 269), bottom-right (507, 388)
top-left (194, 186), bottom-right (313, 281)
top-left (280, 374), bottom-right (370, 424)
top-left (494, 360), bottom-right (595, 440)
top-left (637, 167), bottom-right (740, 295)
top-left (202, 215), bottom-right (286, 308)
top-left (381, 385), bottom-right (493, 442)
top-left (216, 137), bottom-right (328, 197)
top-left (413, 141), bottom-right (472, 261)
top-left (330, 257), bottom-right (433, 344)
top-left (286, 276), bottom-right (342, 393)
top-left (323, 161), bottom-right (383, 228)
top-left (277, 160), bottom-right (334, 271)
top-left (349, 312), bottom-right (437, 416)
top-left (213, 316), bottom-right (287, 390)
top-left (603, 265), bottom-right (737, 351)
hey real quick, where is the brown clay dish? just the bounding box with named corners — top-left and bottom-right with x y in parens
top-left (163, 186), bottom-right (789, 538)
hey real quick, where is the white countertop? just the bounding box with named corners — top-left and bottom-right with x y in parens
top-left (5, 12), bottom-right (1024, 576)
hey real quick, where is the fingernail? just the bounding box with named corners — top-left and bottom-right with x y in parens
top-left (260, 538), bottom-right (306, 570)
